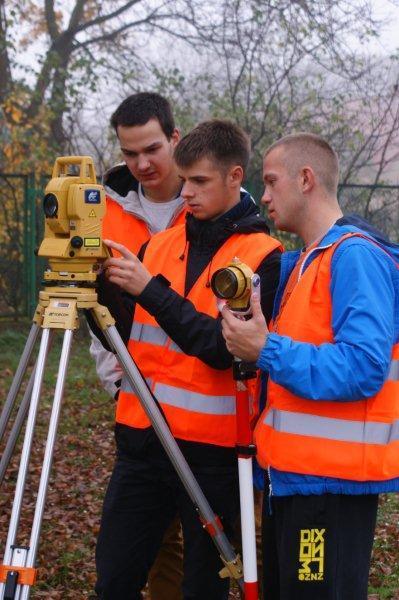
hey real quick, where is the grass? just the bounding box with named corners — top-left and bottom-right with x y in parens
top-left (0, 318), bottom-right (113, 598)
top-left (369, 494), bottom-right (399, 599)
top-left (0, 319), bottom-right (398, 598)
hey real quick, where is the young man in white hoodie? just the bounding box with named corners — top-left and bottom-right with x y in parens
top-left (91, 92), bottom-right (186, 600)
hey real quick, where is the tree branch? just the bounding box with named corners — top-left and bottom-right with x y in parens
top-left (74, 0), bottom-right (144, 33)
top-left (0, 0), bottom-right (12, 104)
top-left (45, 0), bottom-right (59, 41)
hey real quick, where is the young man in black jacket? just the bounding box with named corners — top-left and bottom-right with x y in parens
top-left (94, 120), bottom-right (281, 599)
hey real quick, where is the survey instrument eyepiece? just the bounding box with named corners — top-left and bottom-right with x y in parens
top-left (38, 156), bottom-right (109, 284)
top-left (211, 257), bottom-right (260, 312)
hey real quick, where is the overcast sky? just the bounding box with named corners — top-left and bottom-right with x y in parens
top-left (369, 0), bottom-right (399, 52)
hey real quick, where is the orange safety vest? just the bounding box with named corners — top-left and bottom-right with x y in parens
top-left (117, 224), bottom-right (283, 447)
top-left (255, 233), bottom-right (399, 481)
top-left (102, 196), bottom-right (187, 256)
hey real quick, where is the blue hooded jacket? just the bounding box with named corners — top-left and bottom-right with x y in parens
top-left (257, 215), bottom-right (399, 496)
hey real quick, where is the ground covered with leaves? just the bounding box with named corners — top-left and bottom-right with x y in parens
top-left (0, 320), bottom-right (398, 598)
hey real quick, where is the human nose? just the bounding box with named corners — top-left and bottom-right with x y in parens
top-left (137, 154), bottom-right (151, 171)
top-left (181, 181), bottom-right (193, 200)
top-left (261, 187), bottom-right (271, 206)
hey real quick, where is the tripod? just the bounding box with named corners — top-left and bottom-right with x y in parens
top-left (0, 285), bottom-right (244, 599)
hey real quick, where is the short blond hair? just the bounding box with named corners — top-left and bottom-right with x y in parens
top-left (264, 133), bottom-right (339, 195)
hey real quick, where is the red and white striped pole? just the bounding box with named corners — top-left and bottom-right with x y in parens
top-left (234, 360), bottom-right (259, 600)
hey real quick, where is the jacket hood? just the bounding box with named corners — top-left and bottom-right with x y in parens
top-left (337, 214), bottom-right (392, 244)
top-left (186, 192), bottom-right (270, 251)
top-left (103, 163), bottom-right (139, 196)
top-left (321, 214), bottom-right (399, 263)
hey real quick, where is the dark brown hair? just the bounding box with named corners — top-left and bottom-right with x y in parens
top-left (174, 119), bottom-right (250, 175)
top-left (110, 92), bottom-right (175, 139)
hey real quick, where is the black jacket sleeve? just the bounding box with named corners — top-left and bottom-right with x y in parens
top-left (258, 248), bottom-right (282, 323)
top-left (84, 242), bottom-right (149, 350)
top-left (84, 271), bottom-right (134, 351)
top-left (136, 248), bottom-right (281, 370)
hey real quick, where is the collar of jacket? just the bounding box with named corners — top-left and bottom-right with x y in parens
top-left (185, 192), bottom-right (270, 251)
top-left (103, 163), bottom-right (185, 229)
top-left (281, 221), bottom-right (385, 271)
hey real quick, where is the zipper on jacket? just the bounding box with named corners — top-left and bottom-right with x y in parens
top-left (267, 466), bottom-right (273, 515)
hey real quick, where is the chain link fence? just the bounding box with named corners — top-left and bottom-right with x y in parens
top-left (248, 181), bottom-right (399, 248)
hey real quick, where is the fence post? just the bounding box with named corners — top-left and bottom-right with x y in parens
top-left (25, 173), bottom-right (37, 317)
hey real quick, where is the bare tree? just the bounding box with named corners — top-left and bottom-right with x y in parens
top-left (0, 0), bottom-right (214, 154)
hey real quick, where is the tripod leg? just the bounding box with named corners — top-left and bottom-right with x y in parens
top-left (0, 324), bottom-right (41, 443)
top-left (0, 328), bottom-right (51, 600)
top-left (0, 368), bottom-right (36, 486)
top-left (0, 333), bottom-right (55, 487)
top-left (18, 329), bottom-right (73, 600)
top-left (102, 323), bottom-right (244, 587)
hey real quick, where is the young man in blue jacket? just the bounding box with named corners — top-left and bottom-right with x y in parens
top-left (221, 132), bottom-right (399, 599)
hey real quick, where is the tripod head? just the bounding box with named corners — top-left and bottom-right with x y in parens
top-left (38, 156), bottom-right (109, 285)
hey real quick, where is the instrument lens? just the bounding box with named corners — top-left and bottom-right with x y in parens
top-left (211, 269), bottom-right (238, 299)
top-left (43, 193), bottom-right (58, 218)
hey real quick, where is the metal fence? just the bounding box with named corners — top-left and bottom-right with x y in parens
top-left (0, 174), bottom-right (398, 318)
top-left (0, 173), bottom-right (37, 318)
top-left (338, 184), bottom-right (399, 242)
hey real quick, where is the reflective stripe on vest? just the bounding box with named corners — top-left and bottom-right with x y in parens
top-left (130, 323), bottom-right (183, 353)
top-left (121, 376), bottom-right (153, 394)
top-left (264, 408), bottom-right (399, 445)
top-left (388, 359), bottom-right (399, 380)
top-left (155, 382), bottom-right (236, 415)
top-left (121, 378), bottom-right (236, 415)
top-left (131, 322), bottom-right (167, 346)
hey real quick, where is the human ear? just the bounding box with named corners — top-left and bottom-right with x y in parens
top-left (228, 165), bottom-right (244, 187)
top-left (301, 166), bottom-right (315, 193)
top-left (171, 128), bottom-right (180, 148)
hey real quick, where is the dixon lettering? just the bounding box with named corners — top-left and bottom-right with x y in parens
top-left (298, 528), bottom-right (325, 582)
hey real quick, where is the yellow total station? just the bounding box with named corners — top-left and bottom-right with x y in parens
top-left (38, 156), bottom-right (109, 283)
top-left (210, 257), bottom-right (257, 312)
